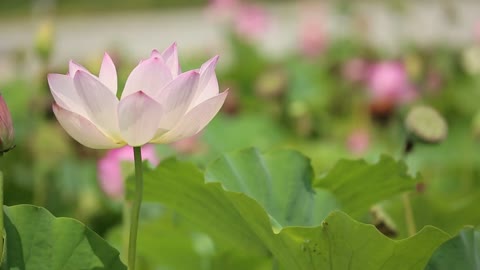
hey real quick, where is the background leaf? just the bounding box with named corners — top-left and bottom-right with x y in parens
top-left (425, 226), bottom-right (480, 270)
top-left (205, 148), bottom-right (338, 229)
top-left (314, 155), bottom-right (419, 218)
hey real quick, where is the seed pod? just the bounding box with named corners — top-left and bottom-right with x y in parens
top-left (405, 105), bottom-right (447, 144)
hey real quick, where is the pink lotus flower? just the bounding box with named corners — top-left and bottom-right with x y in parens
top-left (474, 21), bottom-right (480, 44)
top-left (299, 17), bottom-right (327, 57)
top-left (48, 43), bottom-right (228, 149)
top-left (208, 0), bottom-right (238, 14)
top-left (367, 61), bottom-right (416, 104)
top-left (98, 144), bottom-right (159, 199)
top-left (0, 94), bottom-right (14, 154)
top-left (346, 129), bottom-right (370, 155)
top-left (234, 4), bottom-right (269, 40)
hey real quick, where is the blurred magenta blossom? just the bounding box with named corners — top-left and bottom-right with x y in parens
top-left (0, 94), bottom-right (14, 154)
top-left (346, 129), bottom-right (370, 155)
top-left (475, 21), bottom-right (480, 44)
top-left (207, 0), bottom-right (269, 40)
top-left (206, 0), bottom-right (240, 21)
top-left (234, 4), bottom-right (269, 40)
top-left (98, 144), bottom-right (159, 199)
top-left (367, 61), bottom-right (416, 104)
top-left (48, 43), bottom-right (227, 149)
top-left (299, 19), bottom-right (327, 57)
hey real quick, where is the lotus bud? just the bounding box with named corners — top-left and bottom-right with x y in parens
top-left (0, 95), bottom-right (15, 155)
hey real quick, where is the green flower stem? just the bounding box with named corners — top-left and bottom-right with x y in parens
top-left (128, 147), bottom-right (143, 270)
top-left (122, 200), bottom-right (131, 263)
top-left (402, 193), bottom-right (416, 236)
top-left (401, 138), bottom-right (417, 237)
top-left (0, 171), bottom-right (4, 265)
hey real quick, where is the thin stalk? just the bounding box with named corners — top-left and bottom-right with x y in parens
top-left (122, 200), bottom-right (130, 263)
top-left (402, 193), bottom-right (416, 236)
top-left (0, 172), bottom-right (4, 265)
top-left (128, 147), bottom-right (143, 270)
top-left (401, 138), bottom-right (417, 236)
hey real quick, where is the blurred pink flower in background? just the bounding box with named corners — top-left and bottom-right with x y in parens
top-left (98, 144), bottom-right (159, 199)
top-left (367, 61), bottom-right (417, 104)
top-left (342, 58), bottom-right (369, 83)
top-left (346, 129), bottom-right (370, 155)
top-left (299, 19), bottom-right (327, 57)
top-left (474, 21), bottom-right (480, 44)
top-left (206, 0), bottom-right (269, 40)
top-left (206, 0), bottom-right (239, 20)
top-left (234, 4), bottom-right (269, 40)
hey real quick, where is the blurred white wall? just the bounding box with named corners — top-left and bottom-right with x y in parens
top-left (0, 1), bottom-right (480, 80)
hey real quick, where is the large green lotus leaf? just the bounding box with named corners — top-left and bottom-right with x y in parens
top-left (2, 205), bottom-right (126, 270)
top-left (205, 148), bottom-right (339, 229)
top-left (139, 157), bottom-right (449, 269)
top-left (425, 226), bottom-right (480, 270)
top-left (314, 155), bottom-right (419, 218)
top-left (280, 211), bottom-right (449, 270)
top-left (107, 213), bottom-right (271, 270)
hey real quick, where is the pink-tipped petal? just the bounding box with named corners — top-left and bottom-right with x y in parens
top-left (68, 60), bottom-right (89, 78)
top-left (73, 70), bottom-right (121, 140)
top-left (150, 49), bottom-right (162, 58)
top-left (155, 71), bottom-right (200, 130)
top-left (152, 90), bottom-right (227, 144)
top-left (118, 91), bottom-right (163, 146)
top-left (48, 73), bottom-right (87, 117)
top-left (99, 52), bottom-right (118, 94)
top-left (53, 103), bottom-right (123, 149)
top-left (121, 54), bottom-right (173, 99)
top-left (190, 56), bottom-right (220, 109)
top-left (161, 43), bottom-right (181, 76)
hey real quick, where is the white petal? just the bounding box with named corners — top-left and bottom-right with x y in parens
top-left (154, 70), bottom-right (200, 130)
top-left (118, 91), bottom-right (163, 146)
top-left (190, 56), bottom-right (220, 109)
top-left (121, 53), bottom-right (173, 98)
top-left (68, 60), bottom-right (89, 78)
top-left (53, 103), bottom-right (124, 149)
top-left (73, 70), bottom-right (121, 140)
top-left (47, 73), bottom-right (87, 117)
top-left (98, 53), bottom-right (118, 94)
top-left (152, 90), bottom-right (228, 144)
top-left (161, 43), bottom-right (180, 77)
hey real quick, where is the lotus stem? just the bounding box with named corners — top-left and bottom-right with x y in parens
top-left (402, 138), bottom-right (417, 237)
top-left (128, 147), bottom-right (143, 270)
top-left (0, 171), bottom-right (4, 265)
top-left (402, 193), bottom-right (416, 236)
